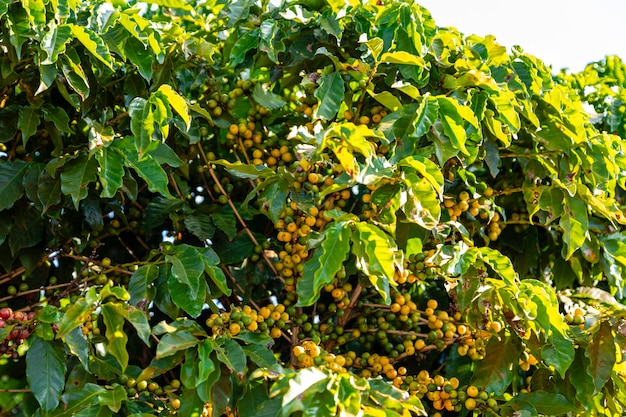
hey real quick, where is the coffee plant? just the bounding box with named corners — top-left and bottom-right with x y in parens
top-left (0, 0), bottom-right (625, 415)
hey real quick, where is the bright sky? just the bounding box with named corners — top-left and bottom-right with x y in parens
top-left (417, 0), bottom-right (626, 73)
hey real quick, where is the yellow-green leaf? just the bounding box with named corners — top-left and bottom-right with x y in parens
top-left (157, 84), bottom-right (191, 130)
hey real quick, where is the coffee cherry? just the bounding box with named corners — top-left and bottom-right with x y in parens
top-left (0, 308), bottom-right (12, 320)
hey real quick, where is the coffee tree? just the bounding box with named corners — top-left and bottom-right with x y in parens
top-left (0, 0), bottom-right (625, 415)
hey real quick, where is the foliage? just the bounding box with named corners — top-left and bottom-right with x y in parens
top-left (0, 0), bottom-right (625, 416)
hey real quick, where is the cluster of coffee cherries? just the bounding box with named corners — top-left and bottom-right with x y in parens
top-left (410, 371), bottom-right (498, 415)
top-left (118, 374), bottom-right (181, 411)
top-left (0, 308), bottom-right (35, 359)
top-left (292, 340), bottom-right (354, 372)
top-left (205, 303), bottom-right (290, 340)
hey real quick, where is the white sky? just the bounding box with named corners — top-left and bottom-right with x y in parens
top-left (417, 0), bottom-right (626, 72)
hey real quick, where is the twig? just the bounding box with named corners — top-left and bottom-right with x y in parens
top-left (203, 160), bottom-right (283, 283)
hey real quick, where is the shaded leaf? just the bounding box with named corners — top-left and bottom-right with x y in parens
top-left (56, 298), bottom-right (91, 340)
top-left (156, 331), bottom-right (198, 359)
top-left (215, 336), bottom-right (246, 376)
top-left (26, 337), bottom-right (66, 412)
top-left (297, 222), bottom-right (352, 306)
top-left (101, 303), bottom-right (129, 371)
top-left (95, 147), bottom-right (125, 198)
top-left (60, 154), bottom-right (99, 210)
top-left (18, 106), bottom-right (40, 147)
top-left (471, 336), bottom-right (518, 396)
top-left (165, 244), bottom-right (205, 298)
top-left (314, 71), bottom-right (344, 120)
top-left (437, 96), bottom-right (470, 156)
top-left (98, 384), bottom-right (127, 413)
top-left (0, 160), bottom-right (29, 211)
top-left (586, 320), bottom-right (616, 393)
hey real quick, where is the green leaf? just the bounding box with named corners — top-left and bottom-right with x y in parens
top-left (139, 0), bottom-right (193, 9)
top-left (128, 264), bottom-right (159, 305)
top-left (363, 37), bottom-right (384, 61)
top-left (148, 143), bottom-right (183, 168)
top-left (184, 213), bottom-right (215, 241)
top-left (489, 90), bottom-right (520, 132)
top-left (457, 247), bottom-right (518, 286)
top-left (379, 51), bottom-right (425, 67)
top-left (101, 303), bottom-right (129, 371)
top-left (213, 206), bottom-right (237, 240)
top-left (213, 160), bottom-right (276, 180)
top-left (125, 37), bottom-right (154, 81)
top-left (367, 90), bottom-right (402, 112)
top-left (257, 178), bottom-right (290, 224)
top-left (156, 84), bottom-right (190, 130)
top-left (143, 196), bottom-right (184, 229)
top-left (197, 339), bottom-right (216, 384)
top-left (60, 154), bottom-right (99, 210)
top-left (177, 388), bottom-right (206, 417)
top-left (127, 309), bottom-right (151, 346)
top-left (484, 110), bottom-right (510, 146)
top-left (23, 0), bottom-right (46, 31)
top-left (0, 160), bottom-right (29, 211)
top-left (8, 205), bottom-right (43, 255)
top-left (40, 22), bottom-right (72, 64)
top-left (297, 222), bottom-right (352, 306)
top-left (57, 384), bottom-right (106, 417)
top-left (98, 384), bottom-right (127, 413)
top-left (167, 266), bottom-right (207, 318)
top-left (559, 192), bottom-right (589, 259)
top-left (229, 29), bottom-right (259, 67)
top-left (65, 327), bottom-right (90, 369)
top-left (411, 96), bottom-right (438, 139)
top-left (128, 98), bottom-right (154, 157)
top-left (204, 260), bottom-right (231, 296)
top-left (569, 349), bottom-right (595, 412)
top-left (314, 71), bottom-right (344, 120)
top-left (23, 164), bottom-right (42, 205)
top-left (277, 368), bottom-right (329, 415)
top-left (7, 4), bottom-right (30, 58)
top-left (399, 155), bottom-right (444, 196)
top-left (95, 147), bottom-right (125, 198)
top-left (26, 337), bottom-right (66, 412)
top-left (42, 105), bottom-right (72, 134)
top-left (259, 19), bottom-right (285, 63)
top-left (166, 244), bottom-right (205, 299)
top-left (353, 222), bottom-right (397, 304)
top-left (242, 343), bottom-right (276, 368)
top-left (586, 320), bottom-right (616, 394)
top-left (542, 331), bottom-right (575, 380)
top-left (18, 106), bottom-right (41, 147)
top-left (323, 123), bottom-right (377, 177)
top-left (156, 331), bottom-right (198, 359)
top-left (471, 336), bottom-right (519, 396)
top-left (215, 337), bottom-right (246, 376)
top-left (59, 51), bottom-right (90, 99)
top-left (507, 391), bottom-right (577, 415)
top-left (56, 297), bottom-right (91, 340)
top-left (436, 96), bottom-right (470, 156)
top-left (69, 24), bottom-right (114, 69)
top-left (124, 150), bottom-right (172, 198)
top-left (136, 350), bottom-right (185, 383)
top-left (403, 174), bottom-right (441, 229)
top-left (251, 82), bottom-right (287, 111)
